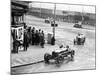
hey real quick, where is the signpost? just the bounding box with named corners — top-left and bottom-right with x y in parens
top-left (51, 3), bottom-right (58, 45)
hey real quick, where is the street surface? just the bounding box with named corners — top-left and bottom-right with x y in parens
top-left (11, 15), bottom-right (96, 74)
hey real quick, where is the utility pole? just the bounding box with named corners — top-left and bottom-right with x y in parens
top-left (40, 2), bottom-right (41, 18)
top-left (82, 6), bottom-right (84, 25)
top-left (53, 3), bottom-right (56, 39)
top-left (51, 3), bottom-right (56, 45)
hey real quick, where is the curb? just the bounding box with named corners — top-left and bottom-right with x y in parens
top-left (11, 60), bottom-right (44, 68)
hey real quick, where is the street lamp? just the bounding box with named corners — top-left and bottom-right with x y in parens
top-left (81, 6), bottom-right (84, 25)
top-left (53, 3), bottom-right (56, 38)
top-left (51, 3), bottom-right (57, 45)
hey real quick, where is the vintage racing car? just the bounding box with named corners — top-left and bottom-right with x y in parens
top-left (74, 34), bottom-right (86, 45)
top-left (44, 46), bottom-right (75, 64)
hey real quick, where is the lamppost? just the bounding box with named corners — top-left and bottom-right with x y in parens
top-left (51, 3), bottom-right (57, 45)
top-left (53, 3), bottom-right (56, 38)
top-left (81, 6), bottom-right (84, 25)
top-left (40, 2), bottom-right (41, 18)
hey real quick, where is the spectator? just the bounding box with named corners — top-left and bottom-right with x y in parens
top-left (32, 29), bottom-right (35, 45)
top-left (35, 30), bottom-right (39, 45)
top-left (23, 30), bottom-right (29, 51)
top-left (38, 29), bottom-right (41, 45)
top-left (40, 31), bottom-right (45, 48)
top-left (13, 39), bottom-right (19, 53)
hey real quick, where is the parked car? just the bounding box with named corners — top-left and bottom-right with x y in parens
top-left (73, 23), bottom-right (82, 28)
top-left (44, 18), bottom-right (51, 23)
top-left (73, 21), bottom-right (82, 28)
top-left (44, 17), bottom-right (55, 24)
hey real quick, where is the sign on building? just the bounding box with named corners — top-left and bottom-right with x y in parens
top-left (11, 25), bottom-right (24, 42)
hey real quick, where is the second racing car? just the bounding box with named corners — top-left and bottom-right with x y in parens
top-left (74, 33), bottom-right (86, 45)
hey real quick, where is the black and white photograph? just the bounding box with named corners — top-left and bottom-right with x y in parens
top-left (11, 0), bottom-right (96, 74)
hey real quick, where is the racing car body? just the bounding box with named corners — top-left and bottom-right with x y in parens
top-left (44, 47), bottom-right (75, 64)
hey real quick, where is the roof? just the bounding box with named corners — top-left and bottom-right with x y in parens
top-left (11, 0), bottom-right (30, 8)
top-left (11, 0), bottom-right (29, 16)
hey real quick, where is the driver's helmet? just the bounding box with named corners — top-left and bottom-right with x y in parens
top-left (66, 45), bottom-right (69, 48)
top-left (59, 45), bottom-right (63, 48)
top-left (78, 33), bottom-right (81, 36)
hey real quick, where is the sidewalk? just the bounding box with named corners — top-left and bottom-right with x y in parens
top-left (11, 44), bottom-right (59, 67)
